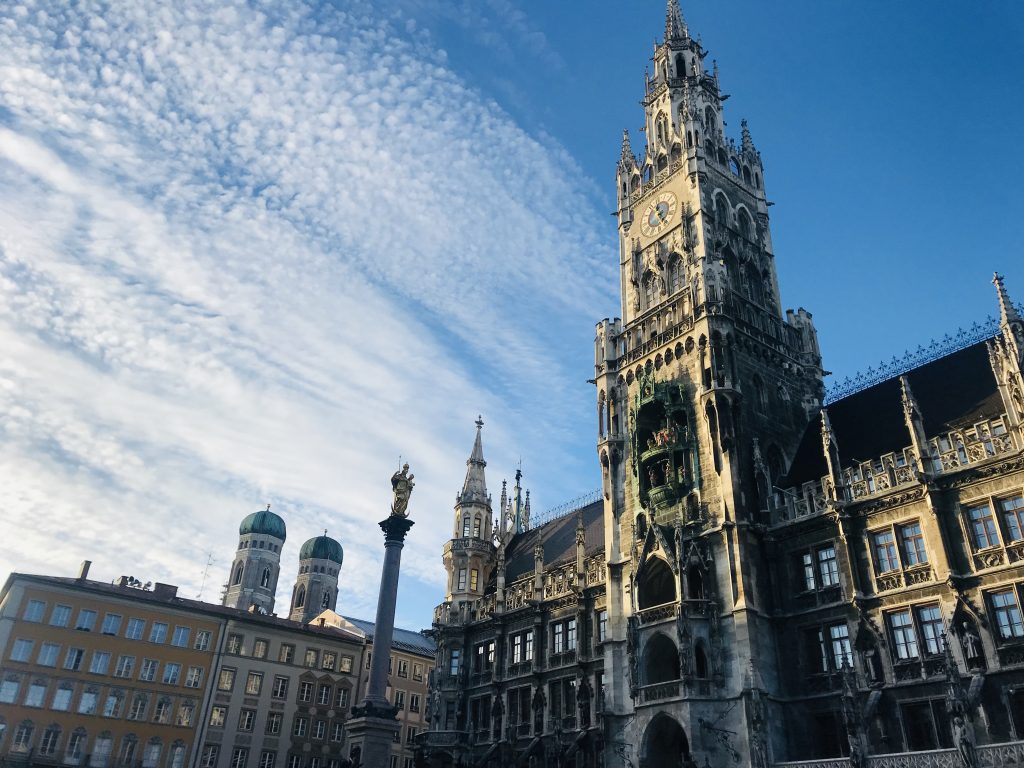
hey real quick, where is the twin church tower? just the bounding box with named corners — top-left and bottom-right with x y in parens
top-left (220, 506), bottom-right (345, 624)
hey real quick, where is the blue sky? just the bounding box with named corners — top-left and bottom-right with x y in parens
top-left (0, 0), bottom-right (1021, 631)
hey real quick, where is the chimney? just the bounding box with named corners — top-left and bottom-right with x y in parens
top-left (153, 583), bottom-right (178, 600)
top-left (77, 560), bottom-right (92, 581)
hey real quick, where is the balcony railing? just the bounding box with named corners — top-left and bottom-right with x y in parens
top-left (638, 603), bottom-right (677, 625)
top-left (640, 680), bottom-right (680, 702)
top-left (775, 740), bottom-right (1024, 768)
top-left (418, 731), bottom-right (466, 748)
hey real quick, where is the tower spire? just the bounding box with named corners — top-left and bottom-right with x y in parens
top-left (741, 119), bottom-right (755, 153)
top-left (994, 272), bottom-right (1021, 327)
top-left (620, 129), bottom-right (634, 168)
top-left (459, 416), bottom-right (488, 504)
top-left (665, 0), bottom-right (688, 42)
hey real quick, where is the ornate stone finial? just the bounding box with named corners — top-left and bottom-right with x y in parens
top-left (993, 272), bottom-right (1022, 327)
top-left (741, 119), bottom-right (755, 152)
top-left (323, 529), bottom-right (328, 537)
top-left (390, 463), bottom-right (415, 517)
top-left (665, 0), bottom-right (688, 42)
top-left (266, 503), bottom-right (271, 511)
top-left (620, 129), bottom-right (634, 167)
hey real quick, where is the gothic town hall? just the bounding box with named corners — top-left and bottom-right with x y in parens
top-left (418, 4), bottom-right (1024, 768)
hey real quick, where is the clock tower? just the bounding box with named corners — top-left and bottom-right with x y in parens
top-left (594, 1), bottom-right (825, 764)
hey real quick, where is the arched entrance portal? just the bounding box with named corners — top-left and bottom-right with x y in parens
top-left (641, 714), bottom-right (692, 768)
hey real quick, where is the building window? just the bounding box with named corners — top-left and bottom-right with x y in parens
top-left (127, 693), bottom-right (149, 721)
top-left (102, 690), bottom-right (124, 718)
top-left (412, 662), bottom-right (424, 681)
top-left (171, 627), bottom-right (190, 647)
top-left (395, 691), bottom-right (405, 710)
top-left (24, 599), bottom-right (46, 622)
top-left (89, 651), bottom-right (111, 675)
top-left (409, 693), bottom-right (420, 713)
top-left (817, 546), bottom-right (840, 587)
top-left (226, 634), bottom-right (243, 655)
top-left (140, 659), bottom-right (159, 682)
top-left (50, 604), bottom-right (72, 627)
top-left (317, 684), bottom-right (332, 706)
top-left (304, 649), bottom-right (318, 668)
top-left (279, 644), bottom-right (295, 664)
top-left (201, 746), bottom-right (219, 768)
top-left (259, 752), bottom-right (276, 768)
top-left (298, 682), bottom-right (314, 703)
top-left (1, 675), bottom-right (21, 703)
top-left (829, 623), bottom-right (853, 669)
top-left (13, 721), bottom-right (34, 751)
top-left (185, 666), bottom-right (204, 688)
top-left (246, 672), bottom-right (263, 696)
top-left (151, 698), bottom-right (171, 724)
top-left (331, 722), bottom-right (344, 742)
top-left (397, 659), bottom-right (409, 678)
top-left (272, 676), bottom-right (289, 699)
top-left (65, 729), bottom-right (86, 765)
top-left (469, 569), bottom-right (479, 591)
top-left (209, 706), bottom-right (227, 728)
top-left (230, 748), bottom-right (248, 768)
top-left (218, 668), bottom-right (236, 691)
top-left (553, 623), bottom-right (564, 654)
top-left (313, 720), bottom-right (326, 740)
top-left (39, 725), bottom-right (61, 756)
top-left (265, 712), bottom-right (282, 735)
top-left (149, 623), bottom-right (168, 644)
top-left (11, 639), bottom-right (33, 662)
top-left (78, 689), bottom-right (99, 715)
top-left (25, 680), bottom-right (47, 707)
top-left (52, 684), bottom-right (73, 711)
top-left (76, 610), bottom-right (97, 631)
top-left (335, 687), bottom-right (350, 709)
top-left (992, 588), bottom-right (1024, 640)
top-left (293, 717), bottom-right (308, 738)
top-left (114, 655), bottom-right (135, 678)
top-left (125, 618), bottom-right (145, 640)
top-left (406, 726), bottom-right (417, 744)
top-left (321, 651), bottom-right (336, 671)
top-left (457, 568), bottom-right (467, 591)
top-left (100, 614), bottom-right (122, 635)
top-left (64, 647), bottom-right (85, 671)
top-left (968, 504), bottom-right (1000, 549)
top-left (597, 610), bottom-right (608, 642)
top-left (917, 605), bottom-right (946, 655)
top-left (287, 757), bottom-right (302, 768)
top-left (901, 699), bottom-right (953, 750)
top-left (804, 622), bottom-right (852, 674)
top-left (872, 530), bottom-right (899, 573)
top-left (176, 700), bottom-right (195, 727)
top-left (253, 638), bottom-right (269, 659)
top-left (238, 709), bottom-right (256, 732)
top-left (194, 630), bottom-right (212, 651)
top-left (340, 655), bottom-right (354, 674)
top-left (888, 609), bottom-right (920, 660)
top-left (900, 523), bottom-right (928, 566)
top-left (462, 516), bottom-right (471, 537)
top-left (141, 740), bottom-right (162, 768)
top-left (37, 642), bottom-right (60, 667)
top-left (163, 663), bottom-right (181, 685)
top-left (1000, 495), bottom-right (1024, 542)
top-left (567, 619), bottom-right (578, 651)
top-left (449, 649), bottom-right (461, 676)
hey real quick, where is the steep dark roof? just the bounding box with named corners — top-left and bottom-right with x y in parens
top-left (787, 341), bottom-right (1003, 485)
top-left (342, 616), bottom-right (435, 657)
top-left (502, 499), bottom-right (604, 583)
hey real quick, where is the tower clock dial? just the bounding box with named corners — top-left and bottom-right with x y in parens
top-left (640, 191), bottom-right (678, 238)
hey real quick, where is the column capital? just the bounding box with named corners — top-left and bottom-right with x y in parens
top-left (379, 515), bottom-right (415, 543)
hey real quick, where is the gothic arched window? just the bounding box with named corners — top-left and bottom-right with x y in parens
top-left (260, 567), bottom-right (271, 589)
top-left (643, 273), bottom-right (657, 309)
top-left (472, 516), bottom-right (481, 538)
top-left (737, 208), bottom-right (752, 239)
top-left (232, 564), bottom-right (243, 586)
top-left (667, 255), bottom-right (684, 295)
top-left (321, 590), bottom-right (331, 609)
top-left (462, 515), bottom-right (471, 537)
top-left (637, 558), bottom-right (675, 609)
top-left (694, 642), bottom-right (709, 678)
top-left (752, 375), bottom-right (767, 412)
top-left (295, 585), bottom-right (306, 609)
top-left (675, 54), bottom-right (685, 77)
top-left (715, 194), bottom-right (730, 227)
top-left (704, 107), bottom-right (716, 134)
top-left (642, 633), bottom-right (680, 684)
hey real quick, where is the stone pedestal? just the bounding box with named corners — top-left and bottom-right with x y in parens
top-left (347, 514), bottom-right (414, 766)
top-left (344, 713), bottom-right (401, 768)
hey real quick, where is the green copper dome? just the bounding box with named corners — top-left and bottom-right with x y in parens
top-left (239, 509), bottom-right (287, 540)
top-left (299, 534), bottom-right (344, 564)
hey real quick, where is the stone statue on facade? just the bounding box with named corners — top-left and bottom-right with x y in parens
top-left (958, 621), bottom-right (983, 668)
top-left (391, 463), bottom-right (415, 517)
top-left (953, 715), bottom-right (977, 768)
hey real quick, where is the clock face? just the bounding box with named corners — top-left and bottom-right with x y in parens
top-left (640, 192), bottom-right (678, 238)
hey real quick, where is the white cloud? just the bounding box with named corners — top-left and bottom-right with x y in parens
top-left (0, 0), bottom-right (613, 626)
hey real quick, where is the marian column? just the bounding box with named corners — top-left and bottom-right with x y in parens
top-left (346, 465), bottom-right (415, 767)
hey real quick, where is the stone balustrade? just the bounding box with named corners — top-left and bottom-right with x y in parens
top-left (774, 739), bottom-right (1024, 768)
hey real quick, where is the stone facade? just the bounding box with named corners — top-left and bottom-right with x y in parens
top-left (419, 3), bottom-right (1024, 768)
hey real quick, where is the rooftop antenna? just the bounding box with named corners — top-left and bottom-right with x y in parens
top-left (196, 550), bottom-right (215, 599)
